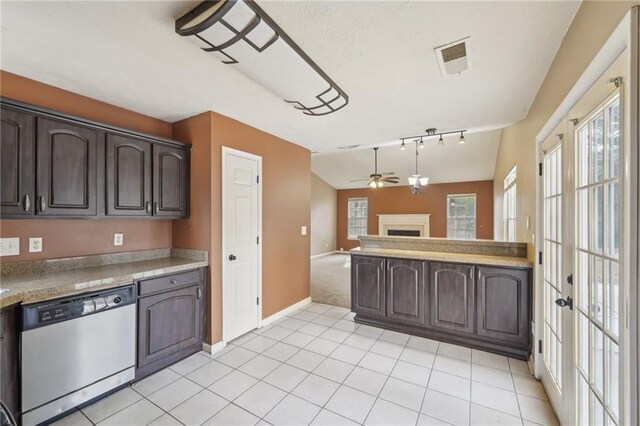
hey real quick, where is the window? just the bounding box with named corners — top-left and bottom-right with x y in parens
top-left (347, 198), bottom-right (368, 239)
top-left (447, 194), bottom-right (476, 239)
top-left (504, 166), bottom-right (517, 242)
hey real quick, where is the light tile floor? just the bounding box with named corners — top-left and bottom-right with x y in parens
top-left (53, 303), bottom-right (558, 426)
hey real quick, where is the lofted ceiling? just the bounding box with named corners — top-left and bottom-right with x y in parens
top-left (312, 129), bottom-right (501, 189)
top-left (0, 1), bottom-right (579, 186)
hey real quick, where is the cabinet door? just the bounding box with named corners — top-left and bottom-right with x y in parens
top-left (386, 258), bottom-right (427, 326)
top-left (1, 108), bottom-right (35, 216)
top-left (429, 262), bottom-right (475, 334)
top-left (476, 267), bottom-right (530, 345)
top-left (153, 144), bottom-right (188, 218)
top-left (106, 134), bottom-right (152, 216)
top-left (351, 256), bottom-right (386, 317)
top-left (137, 285), bottom-right (202, 368)
top-left (36, 118), bottom-right (98, 216)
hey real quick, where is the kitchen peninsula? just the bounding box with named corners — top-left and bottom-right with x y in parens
top-left (351, 236), bottom-right (533, 359)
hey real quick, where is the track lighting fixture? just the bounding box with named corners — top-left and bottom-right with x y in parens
top-left (399, 128), bottom-right (467, 149)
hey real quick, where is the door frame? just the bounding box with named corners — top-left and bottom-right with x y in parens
top-left (221, 146), bottom-right (263, 344)
top-left (534, 7), bottom-right (639, 425)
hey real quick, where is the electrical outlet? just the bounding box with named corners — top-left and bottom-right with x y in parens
top-left (0, 238), bottom-right (20, 256)
top-left (29, 237), bottom-right (43, 253)
top-left (301, 226), bottom-right (307, 236)
top-left (113, 233), bottom-right (124, 246)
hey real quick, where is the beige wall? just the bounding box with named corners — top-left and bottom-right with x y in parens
top-left (172, 112), bottom-right (311, 344)
top-left (493, 1), bottom-right (638, 261)
top-left (311, 173), bottom-right (337, 256)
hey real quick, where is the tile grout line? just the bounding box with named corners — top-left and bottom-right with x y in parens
top-left (415, 341), bottom-right (440, 426)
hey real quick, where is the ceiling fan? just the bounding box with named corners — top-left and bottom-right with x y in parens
top-left (350, 147), bottom-right (400, 188)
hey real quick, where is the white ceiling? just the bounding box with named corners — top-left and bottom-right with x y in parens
top-left (0, 1), bottom-right (579, 187)
top-left (312, 129), bottom-right (501, 189)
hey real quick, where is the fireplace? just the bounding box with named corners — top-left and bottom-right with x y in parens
top-left (387, 229), bottom-right (421, 237)
top-left (377, 214), bottom-right (431, 237)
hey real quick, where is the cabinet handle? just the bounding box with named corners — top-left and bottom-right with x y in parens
top-left (154, 202), bottom-right (159, 214)
top-left (23, 194), bottom-right (31, 212)
top-left (380, 260), bottom-right (384, 270)
top-left (145, 201), bottom-right (151, 214)
top-left (197, 287), bottom-right (201, 300)
top-left (39, 195), bottom-right (46, 212)
top-left (170, 279), bottom-right (177, 285)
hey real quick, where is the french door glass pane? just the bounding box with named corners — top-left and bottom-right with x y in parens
top-left (592, 256), bottom-right (604, 324)
top-left (578, 312), bottom-right (589, 375)
top-left (607, 102), bottom-right (620, 179)
top-left (606, 337), bottom-right (620, 419)
top-left (591, 186), bottom-right (604, 254)
top-left (578, 189), bottom-right (589, 249)
top-left (578, 251), bottom-right (589, 310)
top-left (591, 324), bottom-right (604, 395)
top-left (591, 114), bottom-right (605, 183)
top-left (578, 126), bottom-right (589, 186)
top-left (606, 182), bottom-right (620, 259)
top-left (606, 259), bottom-right (619, 337)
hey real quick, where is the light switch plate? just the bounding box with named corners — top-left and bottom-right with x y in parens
top-left (0, 238), bottom-right (20, 256)
top-left (113, 233), bottom-right (124, 246)
top-left (29, 237), bottom-right (43, 253)
top-left (301, 226), bottom-right (307, 236)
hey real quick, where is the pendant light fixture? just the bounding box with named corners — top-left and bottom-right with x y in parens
top-left (408, 140), bottom-right (429, 194)
top-left (458, 131), bottom-right (466, 144)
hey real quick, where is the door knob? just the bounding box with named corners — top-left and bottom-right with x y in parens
top-left (228, 254), bottom-right (237, 261)
top-left (555, 296), bottom-right (573, 310)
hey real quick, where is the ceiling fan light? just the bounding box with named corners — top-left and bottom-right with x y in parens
top-left (378, 181), bottom-right (384, 187)
top-left (408, 175), bottom-right (418, 186)
top-left (369, 181), bottom-right (377, 188)
top-left (419, 177), bottom-right (430, 186)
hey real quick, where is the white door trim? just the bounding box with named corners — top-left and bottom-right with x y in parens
top-left (221, 146), bottom-right (263, 344)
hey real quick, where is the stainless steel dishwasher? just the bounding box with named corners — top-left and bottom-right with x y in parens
top-left (21, 285), bottom-right (136, 426)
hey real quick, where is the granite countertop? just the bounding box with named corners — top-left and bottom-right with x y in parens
top-left (351, 247), bottom-right (534, 268)
top-left (0, 249), bottom-right (208, 308)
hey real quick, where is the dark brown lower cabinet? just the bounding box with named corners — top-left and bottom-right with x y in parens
top-left (351, 256), bottom-right (386, 318)
top-left (352, 255), bottom-right (532, 359)
top-left (136, 268), bottom-right (206, 380)
top-left (429, 262), bottom-right (475, 334)
top-left (0, 303), bottom-right (20, 424)
top-left (476, 266), bottom-right (530, 346)
top-left (386, 259), bottom-right (427, 326)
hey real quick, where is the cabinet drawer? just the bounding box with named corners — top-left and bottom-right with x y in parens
top-left (138, 269), bottom-right (201, 296)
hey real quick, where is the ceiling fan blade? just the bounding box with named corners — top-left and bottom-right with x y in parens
top-left (382, 177), bottom-right (400, 183)
top-left (379, 172), bottom-right (395, 176)
top-left (349, 178), bottom-right (371, 182)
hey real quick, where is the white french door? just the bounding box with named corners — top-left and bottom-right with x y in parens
top-left (541, 91), bottom-right (624, 426)
top-left (574, 93), bottom-right (622, 425)
top-left (541, 136), bottom-right (574, 424)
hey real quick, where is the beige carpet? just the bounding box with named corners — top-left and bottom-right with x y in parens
top-left (310, 252), bottom-right (351, 309)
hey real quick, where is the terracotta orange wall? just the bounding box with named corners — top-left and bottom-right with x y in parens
top-left (0, 71), bottom-right (174, 262)
top-left (337, 181), bottom-right (494, 251)
top-left (172, 111), bottom-right (311, 344)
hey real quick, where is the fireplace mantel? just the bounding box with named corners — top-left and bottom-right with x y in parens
top-left (377, 214), bottom-right (431, 237)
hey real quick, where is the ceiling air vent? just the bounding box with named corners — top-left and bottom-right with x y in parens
top-left (435, 37), bottom-right (471, 77)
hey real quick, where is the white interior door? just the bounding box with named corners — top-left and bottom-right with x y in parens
top-left (574, 92), bottom-right (623, 425)
top-left (222, 147), bottom-right (261, 342)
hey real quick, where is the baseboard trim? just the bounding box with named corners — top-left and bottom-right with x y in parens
top-left (202, 340), bottom-right (226, 355)
top-left (310, 250), bottom-right (347, 259)
top-left (261, 297), bottom-right (312, 327)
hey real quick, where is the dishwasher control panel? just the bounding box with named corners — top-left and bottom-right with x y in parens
top-left (22, 285), bottom-right (135, 331)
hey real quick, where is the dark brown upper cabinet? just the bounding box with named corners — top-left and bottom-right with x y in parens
top-left (428, 262), bottom-right (475, 335)
top-left (476, 266), bottom-right (530, 346)
top-left (351, 255), bottom-right (386, 318)
top-left (153, 144), bottom-right (188, 218)
top-left (106, 134), bottom-right (152, 216)
top-left (1, 108), bottom-right (35, 216)
top-left (36, 118), bottom-right (99, 216)
top-left (386, 258), bottom-right (427, 326)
